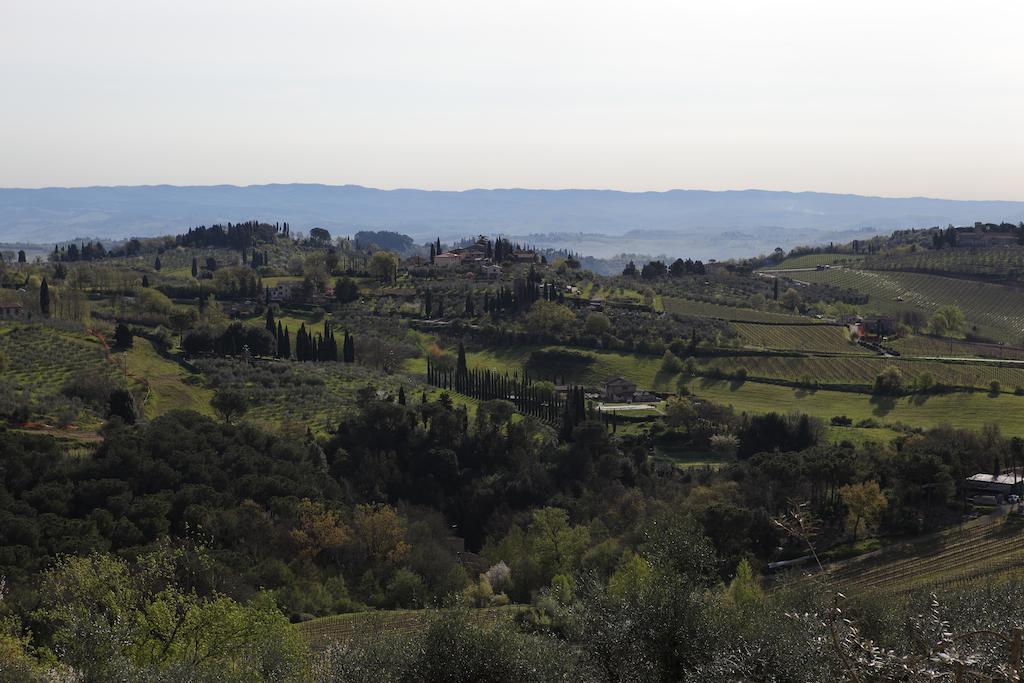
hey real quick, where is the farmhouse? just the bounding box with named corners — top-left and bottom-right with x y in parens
top-left (863, 315), bottom-right (897, 339)
top-left (0, 303), bottom-right (24, 319)
top-left (958, 223), bottom-right (1021, 248)
top-left (481, 264), bottom-right (503, 279)
top-left (963, 473), bottom-right (1023, 503)
top-left (512, 250), bottom-right (538, 263)
top-left (433, 252), bottom-right (462, 268)
top-left (602, 377), bottom-right (637, 402)
top-left (268, 281), bottom-right (302, 302)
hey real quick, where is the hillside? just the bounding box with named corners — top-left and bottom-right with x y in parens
top-left (810, 513), bottom-right (1024, 595)
top-left (5, 185), bottom-right (1024, 259)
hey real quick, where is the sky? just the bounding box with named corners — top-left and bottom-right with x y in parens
top-left (1, 0), bottom-right (1022, 199)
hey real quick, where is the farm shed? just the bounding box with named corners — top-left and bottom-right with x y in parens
top-left (963, 473), bottom-right (1023, 503)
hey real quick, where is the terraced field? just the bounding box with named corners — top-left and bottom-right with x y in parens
top-left (663, 297), bottom-right (821, 324)
top-left (296, 606), bottom-right (523, 648)
top-left (796, 268), bottom-right (1024, 342)
top-left (820, 515), bottom-right (1024, 595)
top-left (683, 378), bottom-right (1024, 434)
top-left (732, 323), bottom-right (864, 354)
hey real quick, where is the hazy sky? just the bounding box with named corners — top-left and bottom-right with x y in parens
top-left (1, 0), bottom-right (1022, 199)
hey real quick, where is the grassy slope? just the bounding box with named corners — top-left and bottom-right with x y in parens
top-left (124, 340), bottom-right (214, 419)
top-left (684, 377), bottom-right (1024, 434)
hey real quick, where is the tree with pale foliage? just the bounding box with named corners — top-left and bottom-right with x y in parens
top-left (369, 251), bottom-right (399, 283)
top-left (839, 480), bottom-right (887, 539)
top-left (928, 305), bottom-right (966, 336)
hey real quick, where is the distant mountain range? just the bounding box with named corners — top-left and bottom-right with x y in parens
top-left (2, 184), bottom-right (1023, 260)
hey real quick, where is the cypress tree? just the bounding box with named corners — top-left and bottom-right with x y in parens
top-left (343, 330), bottom-right (355, 363)
top-left (191, 257), bottom-right (198, 278)
top-left (39, 278), bottom-right (50, 316)
top-left (465, 292), bottom-right (474, 316)
top-left (276, 321), bottom-right (284, 358)
top-left (265, 306), bottom-right (275, 333)
top-left (154, 256), bottom-right (162, 271)
top-left (283, 326), bottom-right (291, 359)
top-left (398, 386), bottom-right (406, 405)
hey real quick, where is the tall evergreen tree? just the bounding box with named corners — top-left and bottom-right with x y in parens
top-left (398, 386), bottom-right (406, 405)
top-left (265, 306), bottom-right (275, 334)
top-left (457, 342), bottom-right (468, 378)
top-left (39, 278), bottom-right (50, 316)
top-left (191, 257), bottom-right (198, 278)
top-left (154, 256), bottom-right (162, 271)
top-left (343, 330), bottom-right (355, 363)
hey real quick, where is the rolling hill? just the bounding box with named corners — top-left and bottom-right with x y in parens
top-left (4, 185), bottom-right (1024, 259)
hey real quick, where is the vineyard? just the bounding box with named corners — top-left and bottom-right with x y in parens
top-left (732, 323), bottom-right (863, 354)
top-left (889, 335), bottom-right (1024, 361)
top-left (819, 515), bottom-right (1024, 595)
top-left (663, 297), bottom-right (818, 324)
top-left (296, 606), bottom-right (523, 648)
top-left (706, 354), bottom-right (1024, 392)
top-left (863, 245), bottom-right (1024, 281)
top-left (770, 252), bottom-right (866, 269)
top-left (796, 268), bottom-right (1024, 342)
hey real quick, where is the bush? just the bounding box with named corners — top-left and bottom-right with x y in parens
top-left (62, 370), bottom-right (117, 409)
top-left (990, 380), bottom-right (1001, 395)
top-left (831, 415), bottom-right (853, 426)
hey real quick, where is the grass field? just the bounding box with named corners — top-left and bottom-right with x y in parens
top-left (663, 297), bottom-right (818, 324)
top-left (732, 322), bottom-right (864, 354)
top-left (815, 515), bottom-right (1024, 595)
top-left (652, 446), bottom-right (731, 470)
top-left (824, 424), bottom-right (901, 446)
top-left (683, 377), bottom-right (1024, 434)
top-left (796, 268), bottom-right (1024, 343)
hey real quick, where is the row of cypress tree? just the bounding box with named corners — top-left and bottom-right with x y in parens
top-left (265, 308), bottom-right (355, 362)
